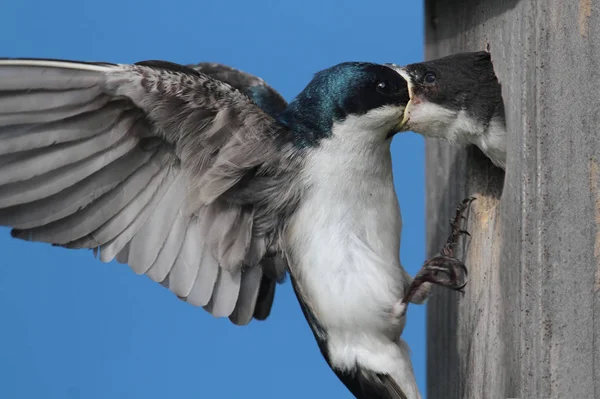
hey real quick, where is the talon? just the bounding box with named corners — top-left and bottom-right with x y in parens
top-left (441, 197), bottom-right (475, 257)
top-left (404, 197), bottom-right (474, 305)
top-left (403, 255), bottom-right (469, 304)
top-left (457, 197), bottom-right (474, 209)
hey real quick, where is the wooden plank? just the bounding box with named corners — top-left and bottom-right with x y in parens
top-left (424, 1), bottom-right (600, 398)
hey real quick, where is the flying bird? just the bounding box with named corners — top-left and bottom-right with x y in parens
top-left (0, 58), bottom-right (469, 399)
top-left (395, 51), bottom-right (507, 169)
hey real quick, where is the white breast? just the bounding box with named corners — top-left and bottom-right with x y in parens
top-left (284, 112), bottom-right (410, 338)
top-left (283, 110), bottom-right (421, 399)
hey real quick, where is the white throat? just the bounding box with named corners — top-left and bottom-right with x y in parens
top-left (406, 101), bottom-right (507, 169)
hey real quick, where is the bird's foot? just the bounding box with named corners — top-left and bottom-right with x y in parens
top-left (440, 197), bottom-right (476, 258)
top-left (395, 197), bottom-right (475, 317)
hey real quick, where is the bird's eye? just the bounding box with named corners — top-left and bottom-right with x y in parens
top-left (423, 72), bottom-right (437, 84)
top-left (376, 80), bottom-right (394, 95)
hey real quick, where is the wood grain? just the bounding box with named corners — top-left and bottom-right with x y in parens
top-left (424, 1), bottom-right (600, 398)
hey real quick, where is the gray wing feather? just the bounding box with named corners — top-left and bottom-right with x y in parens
top-left (145, 212), bottom-right (189, 283)
top-left (208, 202), bottom-right (254, 272)
top-left (0, 86), bottom-right (103, 114)
top-left (99, 164), bottom-right (178, 262)
top-left (116, 242), bottom-right (130, 264)
top-left (0, 113), bottom-right (136, 186)
top-left (0, 95), bottom-right (111, 126)
top-left (128, 169), bottom-right (187, 274)
top-left (0, 133), bottom-right (139, 208)
top-left (229, 265), bottom-right (263, 325)
top-left (0, 145), bottom-right (154, 229)
top-left (186, 245), bottom-right (220, 307)
top-left (0, 63), bottom-right (108, 90)
top-left (203, 268), bottom-right (241, 318)
top-left (166, 217), bottom-right (204, 297)
top-left (9, 148), bottom-right (169, 244)
top-left (0, 101), bottom-right (128, 155)
top-left (14, 159), bottom-right (170, 245)
top-left (0, 59), bottom-right (298, 325)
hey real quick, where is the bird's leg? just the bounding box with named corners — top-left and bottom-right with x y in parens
top-left (394, 197), bottom-right (475, 318)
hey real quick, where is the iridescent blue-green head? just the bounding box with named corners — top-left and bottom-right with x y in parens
top-left (278, 62), bottom-right (409, 148)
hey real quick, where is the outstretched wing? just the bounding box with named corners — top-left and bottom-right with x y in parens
top-left (0, 58), bottom-right (300, 325)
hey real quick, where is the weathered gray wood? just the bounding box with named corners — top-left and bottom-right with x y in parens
top-left (424, 1), bottom-right (600, 399)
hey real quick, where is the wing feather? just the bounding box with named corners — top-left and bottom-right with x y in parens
top-left (0, 58), bottom-right (296, 325)
top-left (128, 170), bottom-right (187, 274)
top-left (203, 268), bottom-right (242, 318)
top-left (0, 143), bottom-right (155, 229)
top-left (99, 165), bottom-right (178, 262)
top-left (185, 230), bottom-right (220, 307)
top-left (0, 95), bottom-right (110, 125)
top-left (0, 133), bottom-right (139, 208)
top-left (8, 147), bottom-right (168, 243)
top-left (165, 217), bottom-right (204, 297)
top-left (0, 101), bottom-right (130, 155)
top-left (145, 212), bottom-right (189, 283)
top-left (116, 242), bottom-right (130, 264)
top-left (229, 266), bottom-right (263, 326)
top-left (0, 86), bottom-right (103, 114)
top-left (0, 111), bottom-right (137, 186)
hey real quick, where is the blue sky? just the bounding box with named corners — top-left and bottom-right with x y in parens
top-left (0, 1), bottom-right (426, 398)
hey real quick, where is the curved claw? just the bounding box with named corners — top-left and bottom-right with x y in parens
top-left (442, 197), bottom-right (475, 257)
top-left (401, 197), bottom-right (474, 308)
top-left (416, 255), bottom-right (468, 291)
top-left (402, 255), bottom-right (469, 304)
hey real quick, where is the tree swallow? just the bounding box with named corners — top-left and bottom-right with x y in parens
top-left (393, 52), bottom-right (507, 169)
top-left (0, 58), bottom-right (468, 399)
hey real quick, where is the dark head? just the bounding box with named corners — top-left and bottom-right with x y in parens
top-left (396, 51), bottom-right (505, 140)
top-left (278, 62), bottom-right (409, 148)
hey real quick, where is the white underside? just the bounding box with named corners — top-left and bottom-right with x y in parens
top-left (284, 108), bottom-right (421, 399)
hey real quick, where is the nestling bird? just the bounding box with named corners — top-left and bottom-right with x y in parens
top-left (393, 51), bottom-right (507, 169)
top-left (0, 58), bottom-right (468, 399)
